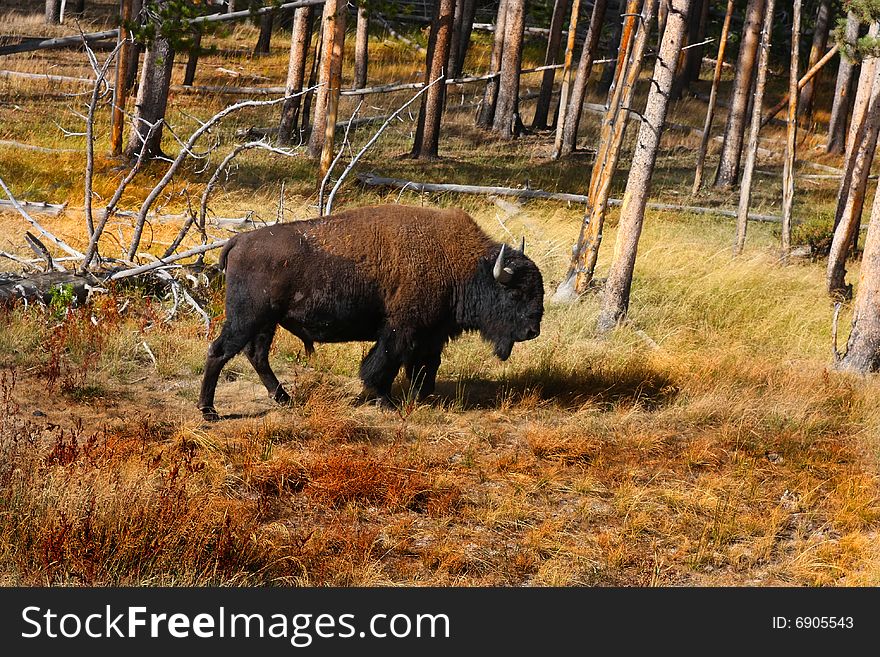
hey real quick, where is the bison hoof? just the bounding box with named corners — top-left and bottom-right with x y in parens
top-left (356, 389), bottom-right (396, 410)
top-left (201, 407), bottom-right (221, 422)
top-left (273, 390), bottom-right (292, 406)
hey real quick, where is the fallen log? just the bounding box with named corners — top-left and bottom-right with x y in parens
top-left (357, 173), bottom-right (790, 224)
top-left (0, 270), bottom-right (98, 306)
top-left (172, 64), bottom-right (565, 98)
top-left (0, 198), bottom-right (67, 215)
top-left (0, 69), bottom-right (94, 85)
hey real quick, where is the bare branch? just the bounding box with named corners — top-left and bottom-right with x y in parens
top-left (80, 119), bottom-right (162, 273)
top-left (0, 175), bottom-right (84, 259)
top-left (84, 38), bottom-right (125, 237)
top-left (126, 87), bottom-right (316, 262)
top-left (325, 76), bottom-right (443, 216)
top-left (319, 100), bottom-right (362, 216)
top-left (109, 241), bottom-right (228, 281)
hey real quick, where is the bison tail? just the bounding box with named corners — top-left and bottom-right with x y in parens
top-left (218, 237), bottom-right (237, 271)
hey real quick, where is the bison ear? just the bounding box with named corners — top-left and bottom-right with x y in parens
top-left (493, 244), bottom-right (515, 285)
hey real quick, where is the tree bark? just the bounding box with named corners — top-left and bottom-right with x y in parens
top-left (780, 0), bottom-right (801, 260)
top-left (448, 0), bottom-right (465, 80)
top-left (827, 11), bottom-right (860, 155)
top-left (692, 0), bottom-right (734, 195)
top-left (714, 0), bottom-right (766, 189)
top-left (798, 0), bottom-right (830, 121)
top-left (597, 0), bottom-right (691, 332)
top-left (491, 0), bottom-right (526, 139)
top-left (671, 0), bottom-right (706, 100)
top-left (301, 13), bottom-right (322, 133)
top-left (597, 7), bottom-right (623, 96)
top-left (316, 3), bottom-right (346, 178)
top-left (110, 0), bottom-right (134, 156)
top-left (308, 0), bottom-right (345, 159)
top-left (354, 4), bottom-right (369, 93)
top-left (411, 0), bottom-right (455, 158)
top-left (606, 0), bottom-right (641, 104)
top-left (532, 0), bottom-right (571, 130)
top-left (553, 0), bottom-right (658, 301)
top-left (125, 25), bottom-right (175, 161)
top-left (827, 45), bottom-right (880, 298)
top-left (45, 0), bottom-right (60, 24)
top-left (123, 0), bottom-right (144, 94)
top-left (550, 0), bottom-right (583, 155)
top-left (836, 177), bottom-right (880, 372)
top-left (732, 0), bottom-right (774, 256)
top-left (476, 0), bottom-right (508, 128)
top-left (254, 10), bottom-right (275, 57)
top-left (278, 5), bottom-right (314, 144)
top-left (558, 0), bottom-right (607, 156)
top-left (453, 0), bottom-right (477, 77)
top-left (183, 28), bottom-right (202, 86)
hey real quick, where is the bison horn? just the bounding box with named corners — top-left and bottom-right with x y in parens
top-left (520, 235), bottom-right (525, 253)
top-left (493, 244), bottom-right (514, 284)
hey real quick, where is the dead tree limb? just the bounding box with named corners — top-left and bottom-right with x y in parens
top-left (356, 173), bottom-right (789, 223)
top-left (325, 76), bottom-right (444, 216)
top-left (0, 175), bottom-right (84, 259)
top-left (376, 13), bottom-right (426, 54)
top-left (126, 89), bottom-right (314, 261)
top-left (109, 241), bottom-right (228, 281)
top-left (761, 43), bottom-right (839, 128)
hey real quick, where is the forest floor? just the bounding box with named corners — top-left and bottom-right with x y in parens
top-left (1, 1), bottom-right (879, 586)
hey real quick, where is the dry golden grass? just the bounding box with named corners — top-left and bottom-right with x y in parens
top-left (0, 3), bottom-right (879, 587)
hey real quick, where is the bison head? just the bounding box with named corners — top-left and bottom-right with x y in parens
top-left (474, 242), bottom-right (544, 361)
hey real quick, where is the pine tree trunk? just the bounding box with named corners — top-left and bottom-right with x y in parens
top-left (124, 0), bottom-right (144, 94)
top-left (448, 0), bottom-right (464, 80)
top-left (780, 0), bottom-right (801, 260)
top-left (670, 0), bottom-right (705, 100)
top-left (491, 0), bottom-right (526, 139)
top-left (532, 0), bottom-right (571, 130)
top-left (553, 0), bottom-right (658, 302)
top-left (714, 0), bottom-right (766, 189)
top-left (827, 11), bottom-right (860, 155)
top-left (476, 0), bottom-right (508, 128)
top-left (183, 28), bottom-right (202, 87)
top-left (597, 0), bottom-right (691, 332)
top-left (827, 47), bottom-right (880, 298)
top-left (551, 0), bottom-right (583, 156)
top-left (278, 5), bottom-right (314, 145)
top-left (124, 28), bottom-right (175, 161)
top-left (317, 4), bottom-right (346, 179)
top-left (732, 0), bottom-right (774, 255)
top-left (606, 0), bottom-right (641, 104)
top-left (301, 16), bottom-right (322, 134)
top-left (558, 0), bottom-right (607, 157)
top-left (308, 0), bottom-right (345, 160)
top-left (692, 0), bottom-right (734, 195)
top-left (411, 0), bottom-right (455, 158)
top-left (45, 0), bottom-right (60, 24)
top-left (844, 22), bottom-right (880, 158)
top-left (597, 8), bottom-right (623, 96)
top-left (354, 4), bottom-right (369, 92)
top-left (798, 0), bottom-right (830, 121)
top-left (453, 0), bottom-right (477, 77)
top-left (254, 11), bottom-right (275, 57)
top-left (836, 178), bottom-right (880, 372)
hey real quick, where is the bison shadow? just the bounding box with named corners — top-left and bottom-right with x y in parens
top-left (405, 362), bottom-right (679, 412)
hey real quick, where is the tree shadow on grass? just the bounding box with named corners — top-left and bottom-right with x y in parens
top-left (426, 361), bottom-right (679, 412)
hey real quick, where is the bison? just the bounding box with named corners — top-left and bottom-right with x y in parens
top-left (198, 204), bottom-right (544, 420)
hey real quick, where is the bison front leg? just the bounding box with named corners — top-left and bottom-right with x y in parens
top-left (243, 323), bottom-right (291, 406)
top-left (358, 327), bottom-right (410, 407)
top-left (404, 344), bottom-right (443, 400)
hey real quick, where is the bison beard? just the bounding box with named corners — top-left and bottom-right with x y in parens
top-left (197, 204), bottom-right (544, 420)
